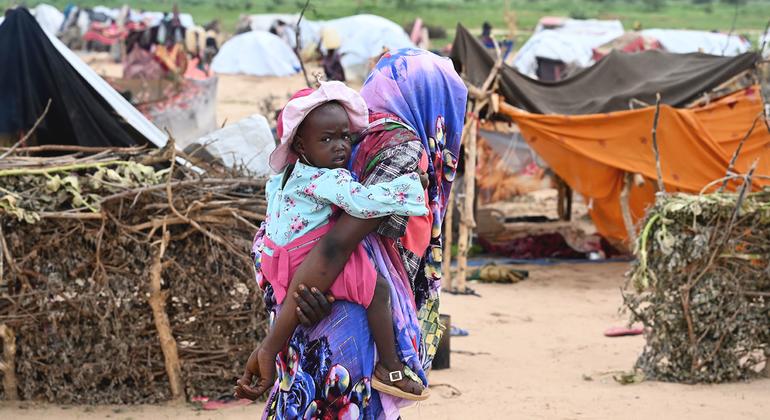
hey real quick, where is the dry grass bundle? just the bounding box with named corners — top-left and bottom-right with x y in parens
top-left (0, 145), bottom-right (268, 403)
top-left (624, 188), bottom-right (770, 383)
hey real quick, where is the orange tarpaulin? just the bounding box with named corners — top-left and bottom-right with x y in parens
top-left (500, 87), bottom-right (770, 243)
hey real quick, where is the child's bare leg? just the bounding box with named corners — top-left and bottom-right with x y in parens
top-left (368, 275), bottom-right (424, 396)
top-left (368, 275), bottom-right (400, 370)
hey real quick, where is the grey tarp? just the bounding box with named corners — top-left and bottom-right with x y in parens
top-left (451, 24), bottom-right (758, 115)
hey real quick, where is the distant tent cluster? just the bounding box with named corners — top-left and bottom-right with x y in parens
top-left (218, 13), bottom-right (414, 80)
top-left (508, 16), bottom-right (751, 81)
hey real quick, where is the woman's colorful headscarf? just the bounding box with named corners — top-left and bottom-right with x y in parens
top-left (360, 48), bottom-right (467, 226)
top-left (361, 48), bottom-right (468, 300)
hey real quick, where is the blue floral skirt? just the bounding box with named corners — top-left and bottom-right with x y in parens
top-left (262, 299), bottom-right (383, 420)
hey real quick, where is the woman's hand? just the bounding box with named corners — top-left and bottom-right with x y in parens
top-left (234, 346), bottom-right (277, 400)
top-left (294, 284), bottom-right (334, 327)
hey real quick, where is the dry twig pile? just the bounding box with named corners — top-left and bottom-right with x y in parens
top-left (0, 145), bottom-right (267, 403)
top-left (624, 189), bottom-right (770, 383)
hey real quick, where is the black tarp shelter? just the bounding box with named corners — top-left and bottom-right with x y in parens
top-left (451, 24), bottom-right (758, 115)
top-left (0, 8), bottom-right (167, 147)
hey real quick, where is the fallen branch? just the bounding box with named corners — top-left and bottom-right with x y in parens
top-left (148, 224), bottom-right (185, 401)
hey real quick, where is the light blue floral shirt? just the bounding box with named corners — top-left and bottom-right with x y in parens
top-left (263, 161), bottom-right (428, 256)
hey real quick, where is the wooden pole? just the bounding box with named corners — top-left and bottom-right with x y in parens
top-left (0, 324), bottom-right (18, 400)
top-left (620, 172), bottom-right (637, 247)
top-left (148, 224), bottom-right (185, 401)
top-left (651, 93), bottom-right (665, 195)
top-left (455, 117), bottom-right (478, 293)
top-left (442, 188), bottom-right (455, 291)
top-left (453, 35), bottom-right (502, 294)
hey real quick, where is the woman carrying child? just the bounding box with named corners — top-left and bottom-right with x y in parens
top-left (237, 48), bottom-right (467, 419)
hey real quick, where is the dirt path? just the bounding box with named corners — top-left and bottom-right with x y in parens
top-left (3, 262), bottom-right (767, 419)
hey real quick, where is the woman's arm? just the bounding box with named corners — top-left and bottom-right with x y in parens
top-left (236, 213), bottom-right (382, 400)
top-left (260, 214), bottom-right (382, 352)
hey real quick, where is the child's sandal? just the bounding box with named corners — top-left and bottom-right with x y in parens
top-left (371, 364), bottom-right (430, 401)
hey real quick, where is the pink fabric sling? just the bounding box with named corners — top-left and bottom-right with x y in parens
top-left (261, 219), bottom-right (377, 308)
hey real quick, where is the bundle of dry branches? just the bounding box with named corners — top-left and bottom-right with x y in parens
top-left (623, 188), bottom-right (770, 383)
top-left (0, 145), bottom-right (268, 403)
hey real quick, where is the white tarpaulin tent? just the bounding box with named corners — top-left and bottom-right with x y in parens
top-left (513, 18), bottom-right (624, 78)
top-left (641, 29), bottom-right (751, 56)
top-left (191, 114), bottom-right (276, 176)
top-left (243, 13), bottom-right (413, 81)
top-left (322, 14), bottom-right (414, 81)
top-left (32, 4), bottom-right (64, 34)
top-left (211, 30), bottom-right (300, 77)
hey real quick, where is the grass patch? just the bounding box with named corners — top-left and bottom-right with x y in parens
top-left (26, 0), bottom-right (769, 43)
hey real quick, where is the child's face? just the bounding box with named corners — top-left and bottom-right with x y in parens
top-left (294, 102), bottom-right (353, 169)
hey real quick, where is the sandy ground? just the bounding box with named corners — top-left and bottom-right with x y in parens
top-left (213, 67), bottom-right (363, 128)
top-left (2, 262), bottom-right (768, 420)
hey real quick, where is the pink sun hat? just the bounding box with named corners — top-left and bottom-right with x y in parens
top-left (269, 81), bottom-right (369, 173)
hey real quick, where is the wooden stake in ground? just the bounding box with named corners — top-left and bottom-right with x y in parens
top-left (442, 188), bottom-right (455, 291)
top-left (455, 116), bottom-right (478, 293)
top-left (294, 0), bottom-right (312, 88)
top-left (452, 37), bottom-right (503, 293)
top-left (620, 172), bottom-right (637, 247)
top-left (651, 93), bottom-right (665, 195)
top-left (148, 224), bottom-right (185, 401)
top-left (0, 324), bottom-right (18, 400)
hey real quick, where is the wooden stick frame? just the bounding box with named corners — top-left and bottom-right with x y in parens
top-left (448, 38), bottom-right (504, 293)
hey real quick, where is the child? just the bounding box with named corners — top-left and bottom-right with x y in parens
top-left (241, 81), bottom-right (429, 401)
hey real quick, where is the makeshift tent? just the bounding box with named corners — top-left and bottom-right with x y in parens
top-left (0, 8), bottom-right (166, 148)
top-left (641, 29), bottom-right (751, 56)
top-left (513, 18), bottom-right (624, 78)
top-left (211, 30), bottom-right (299, 77)
top-left (451, 24), bottom-right (758, 115)
top-left (236, 14), bottom-right (412, 80)
top-left (322, 14), bottom-right (414, 81)
top-left (500, 87), bottom-right (770, 242)
top-left (187, 114), bottom-right (275, 176)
